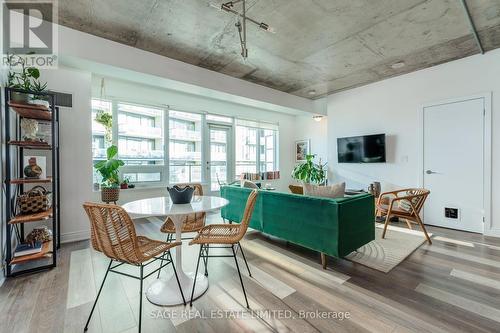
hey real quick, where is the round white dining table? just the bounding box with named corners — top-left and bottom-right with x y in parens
top-left (122, 195), bottom-right (229, 306)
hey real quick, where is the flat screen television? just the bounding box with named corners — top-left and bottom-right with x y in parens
top-left (337, 134), bottom-right (386, 163)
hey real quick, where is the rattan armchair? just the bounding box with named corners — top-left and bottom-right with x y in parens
top-left (375, 188), bottom-right (432, 244)
top-left (189, 189), bottom-right (258, 308)
top-left (82, 202), bottom-right (186, 333)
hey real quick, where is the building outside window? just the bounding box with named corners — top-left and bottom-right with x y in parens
top-left (168, 110), bottom-right (202, 184)
top-left (235, 119), bottom-right (278, 180)
top-left (235, 126), bottom-right (258, 177)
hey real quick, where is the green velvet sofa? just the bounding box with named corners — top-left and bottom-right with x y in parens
top-left (220, 185), bottom-right (375, 268)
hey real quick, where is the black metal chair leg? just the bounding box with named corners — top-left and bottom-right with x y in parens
top-left (232, 245), bottom-right (249, 309)
top-left (84, 259), bottom-right (113, 331)
top-left (169, 251), bottom-right (186, 305)
top-left (238, 242), bottom-right (252, 277)
top-left (156, 251), bottom-right (166, 279)
top-left (203, 245), bottom-right (209, 277)
top-left (138, 265), bottom-right (143, 333)
top-left (190, 245), bottom-right (203, 306)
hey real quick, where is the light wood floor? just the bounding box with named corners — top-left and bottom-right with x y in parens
top-left (1, 214), bottom-right (500, 333)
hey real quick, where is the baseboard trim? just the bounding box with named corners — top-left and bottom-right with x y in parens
top-left (61, 229), bottom-right (90, 244)
top-left (484, 229), bottom-right (500, 238)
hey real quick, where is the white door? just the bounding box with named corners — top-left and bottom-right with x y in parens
top-left (207, 125), bottom-right (231, 195)
top-left (423, 98), bottom-right (485, 233)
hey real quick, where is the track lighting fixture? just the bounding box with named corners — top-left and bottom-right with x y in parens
top-left (209, 0), bottom-right (275, 59)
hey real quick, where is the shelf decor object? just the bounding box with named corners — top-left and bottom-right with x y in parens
top-left (3, 87), bottom-right (60, 277)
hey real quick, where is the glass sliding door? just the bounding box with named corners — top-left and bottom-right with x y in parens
top-left (208, 125), bottom-right (231, 193)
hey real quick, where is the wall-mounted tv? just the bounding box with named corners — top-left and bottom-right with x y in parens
top-left (337, 134), bottom-right (386, 163)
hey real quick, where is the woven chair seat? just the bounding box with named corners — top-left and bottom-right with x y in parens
top-left (136, 236), bottom-right (181, 261)
top-left (189, 224), bottom-right (242, 245)
top-left (160, 213), bottom-right (206, 234)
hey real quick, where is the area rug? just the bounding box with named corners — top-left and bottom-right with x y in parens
top-left (345, 224), bottom-right (432, 273)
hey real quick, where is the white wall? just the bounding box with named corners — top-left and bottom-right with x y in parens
top-left (293, 113), bottom-right (328, 183)
top-left (326, 48), bottom-right (500, 237)
top-left (39, 67), bottom-right (94, 243)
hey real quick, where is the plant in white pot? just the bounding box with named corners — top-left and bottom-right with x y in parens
top-left (291, 154), bottom-right (327, 185)
top-left (94, 145), bottom-right (124, 203)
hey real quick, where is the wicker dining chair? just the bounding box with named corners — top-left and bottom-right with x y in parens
top-left (160, 183), bottom-right (206, 241)
top-left (375, 188), bottom-right (432, 244)
top-left (189, 189), bottom-right (258, 308)
top-left (82, 202), bottom-right (186, 333)
top-left (157, 183), bottom-right (206, 278)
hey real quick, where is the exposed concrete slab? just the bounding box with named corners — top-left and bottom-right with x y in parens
top-left (54, 0), bottom-right (500, 98)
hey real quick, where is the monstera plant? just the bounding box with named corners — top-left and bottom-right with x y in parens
top-left (291, 154), bottom-right (327, 184)
top-left (94, 145), bottom-right (124, 188)
top-left (94, 145), bottom-right (124, 203)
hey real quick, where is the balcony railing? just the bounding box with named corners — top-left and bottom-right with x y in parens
top-left (92, 148), bottom-right (165, 160)
top-left (118, 124), bottom-right (163, 139)
top-left (169, 128), bottom-right (201, 141)
top-left (169, 151), bottom-right (201, 161)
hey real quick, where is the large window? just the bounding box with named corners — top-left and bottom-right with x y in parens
top-left (235, 126), bottom-right (258, 177)
top-left (235, 119), bottom-right (278, 180)
top-left (168, 111), bottom-right (202, 183)
top-left (91, 98), bottom-right (279, 188)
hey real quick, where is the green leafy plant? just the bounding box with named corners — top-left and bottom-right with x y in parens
top-left (94, 145), bottom-right (124, 188)
top-left (121, 176), bottom-right (130, 185)
top-left (7, 54), bottom-right (47, 92)
top-left (291, 154), bottom-right (327, 184)
top-left (95, 112), bottom-right (113, 143)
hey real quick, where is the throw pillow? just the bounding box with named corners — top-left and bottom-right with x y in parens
top-left (398, 190), bottom-right (419, 212)
top-left (242, 180), bottom-right (259, 189)
top-left (303, 182), bottom-right (345, 199)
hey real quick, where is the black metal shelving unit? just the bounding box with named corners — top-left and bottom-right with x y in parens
top-left (3, 87), bottom-right (60, 277)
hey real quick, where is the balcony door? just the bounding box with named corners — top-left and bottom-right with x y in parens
top-left (207, 124), bottom-right (232, 195)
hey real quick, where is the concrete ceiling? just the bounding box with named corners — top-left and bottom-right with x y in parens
top-left (55, 0), bottom-right (500, 98)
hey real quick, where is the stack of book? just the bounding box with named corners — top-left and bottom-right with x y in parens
top-left (14, 242), bottom-right (43, 257)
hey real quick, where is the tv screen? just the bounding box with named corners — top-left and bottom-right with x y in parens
top-left (337, 134), bottom-right (386, 163)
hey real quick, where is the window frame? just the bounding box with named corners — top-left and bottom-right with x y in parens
top-left (235, 123), bottom-right (279, 181)
top-left (91, 98), bottom-right (279, 189)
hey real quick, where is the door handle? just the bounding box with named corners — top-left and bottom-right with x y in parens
top-left (426, 170), bottom-right (437, 175)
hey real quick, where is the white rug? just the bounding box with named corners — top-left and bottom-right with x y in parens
top-left (345, 224), bottom-right (432, 273)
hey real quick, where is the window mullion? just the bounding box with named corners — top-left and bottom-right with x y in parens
top-left (164, 109), bottom-right (169, 186)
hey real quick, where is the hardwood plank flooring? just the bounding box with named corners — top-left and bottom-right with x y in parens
top-left (1, 216), bottom-right (500, 333)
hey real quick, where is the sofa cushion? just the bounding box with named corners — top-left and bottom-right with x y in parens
top-left (242, 180), bottom-right (259, 189)
top-left (303, 182), bottom-right (346, 198)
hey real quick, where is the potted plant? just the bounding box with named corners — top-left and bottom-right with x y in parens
top-left (291, 154), bottom-right (327, 185)
top-left (95, 112), bottom-right (113, 143)
top-left (120, 177), bottom-right (130, 189)
top-left (6, 54), bottom-right (48, 104)
top-left (94, 145), bottom-right (124, 203)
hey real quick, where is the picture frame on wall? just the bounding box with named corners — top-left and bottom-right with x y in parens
top-left (295, 139), bottom-right (310, 162)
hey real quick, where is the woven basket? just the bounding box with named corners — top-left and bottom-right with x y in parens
top-left (101, 187), bottom-right (120, 203)
top-left (17, 186), bottom-right (51, 214)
